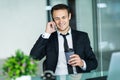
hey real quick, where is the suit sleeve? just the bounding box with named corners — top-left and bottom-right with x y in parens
top-left (83, 33), bottom-right (98, 71)
top-left (30, 35), bottom-right (48, 60)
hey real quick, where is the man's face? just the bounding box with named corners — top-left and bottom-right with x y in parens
top-left (52, 9), bottom-right (71, 33)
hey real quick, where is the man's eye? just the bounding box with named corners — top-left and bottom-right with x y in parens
top-left (62, 16), bottom-right (66, 19)
top-left (54, 18), bottom-right (60, 21)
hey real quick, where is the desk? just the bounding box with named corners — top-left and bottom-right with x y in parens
top-left (0, 71), bottom-right (108, 80)
top-left (32, 71), bottom-right (108, 80)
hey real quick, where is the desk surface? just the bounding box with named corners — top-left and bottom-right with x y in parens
top-left (32, 71), bottom-right (108, 80)
top-left (0, 71), bottom-right (108, 80)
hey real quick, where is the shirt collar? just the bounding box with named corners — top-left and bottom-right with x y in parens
top-left (57, 28), bottom-right (71, 35)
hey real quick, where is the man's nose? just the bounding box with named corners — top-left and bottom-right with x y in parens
top-left (59, 19), bottom-right (63, 23)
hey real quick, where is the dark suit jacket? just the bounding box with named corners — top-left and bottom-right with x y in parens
top-left (30, 29), bottom-right (98, 73)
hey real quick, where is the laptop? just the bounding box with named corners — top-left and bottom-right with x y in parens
top-left (86, 52), bottom-right (120, 80)
top-left (107, 52), bottom-right (120, 80)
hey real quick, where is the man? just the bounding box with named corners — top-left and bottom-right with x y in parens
top-left (30, 4), bottom-right (98, 75)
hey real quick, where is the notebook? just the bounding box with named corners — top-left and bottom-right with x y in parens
top-left (107, 52), bottom-right (120, 80)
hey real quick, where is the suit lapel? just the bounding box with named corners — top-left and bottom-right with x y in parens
top-left (71, 29), bottom-right (77, 52)
top-left (53, 32), bottom-right (59, 55)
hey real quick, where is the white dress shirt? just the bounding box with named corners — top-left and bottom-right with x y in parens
top-left (55, 29), bottom-right (73, 75)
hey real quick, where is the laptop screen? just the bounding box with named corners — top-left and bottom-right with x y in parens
top-left (107, 52), bottom-right (120, 80)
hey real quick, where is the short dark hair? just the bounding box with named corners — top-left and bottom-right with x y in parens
top-left (51, 4), bottom-right (71, 16)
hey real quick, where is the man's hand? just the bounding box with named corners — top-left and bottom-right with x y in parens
top-left (68, 54), bottom-right (84, 67)
top-left (45, 21), bottom-right (56, 34)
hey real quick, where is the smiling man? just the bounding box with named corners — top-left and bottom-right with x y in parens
top-left (30, 4), bottom-right (98, 75)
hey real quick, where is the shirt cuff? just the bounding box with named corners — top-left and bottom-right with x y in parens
top-left (80, 59), bottom-right (87, 70)
top-left (42, 33), bottom-right (51, 39)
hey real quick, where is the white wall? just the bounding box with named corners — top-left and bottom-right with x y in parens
top-left (0, 0), bottom-right (47, 59)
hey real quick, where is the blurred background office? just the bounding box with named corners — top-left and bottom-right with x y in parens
top-left (0, 0), bottom-right (120, 76)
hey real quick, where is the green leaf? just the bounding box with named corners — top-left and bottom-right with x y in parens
top-left (2, 49), bottom-right (38, 79)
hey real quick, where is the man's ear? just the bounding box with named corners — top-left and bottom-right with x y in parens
top-left (69, 13), bottom-right (71, 20)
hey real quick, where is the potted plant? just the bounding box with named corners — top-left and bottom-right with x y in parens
top-left (2, 49), bottom-right (38, 80)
